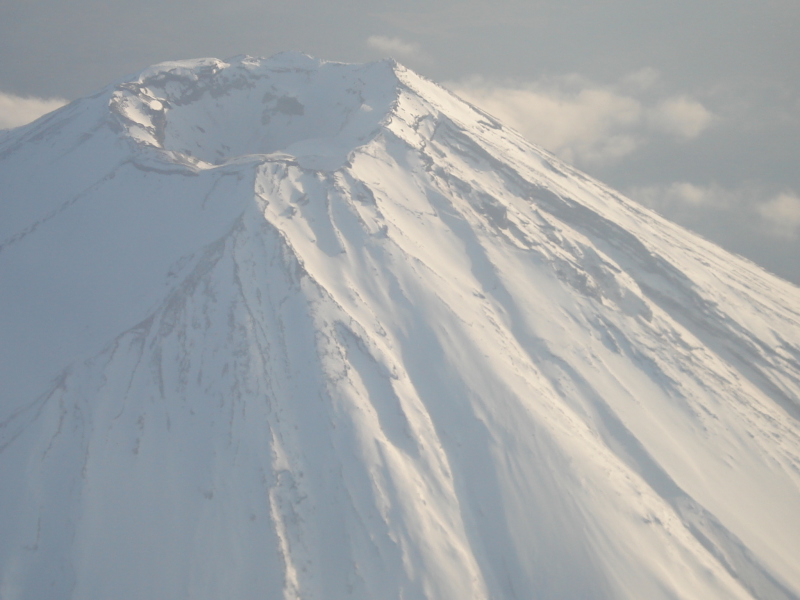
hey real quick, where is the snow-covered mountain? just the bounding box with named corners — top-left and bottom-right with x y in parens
top-left (1, 53), bottom-right (799, 600)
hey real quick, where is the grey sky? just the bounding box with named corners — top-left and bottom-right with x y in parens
top-left (2, 0), bottom-right (799, 283)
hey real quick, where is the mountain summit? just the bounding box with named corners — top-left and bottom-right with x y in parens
top-left (1, 53), bottom-right (799, 600)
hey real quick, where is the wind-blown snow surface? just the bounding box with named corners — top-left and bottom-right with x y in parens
top-left (1, 53), bottom-right (800, 600)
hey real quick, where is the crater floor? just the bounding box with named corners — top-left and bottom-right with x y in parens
top-left (111, 53), bottom-right (399, 169)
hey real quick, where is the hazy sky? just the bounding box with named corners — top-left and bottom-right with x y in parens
top-left (2, 0), bottom-right (799, 284)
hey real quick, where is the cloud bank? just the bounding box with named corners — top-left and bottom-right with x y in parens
top-left (0, 91), bottom-right (67, 130)
top-left (447, 71), bottom-right (714, 167)
top-left (758, 192), bottom-right (800, 240)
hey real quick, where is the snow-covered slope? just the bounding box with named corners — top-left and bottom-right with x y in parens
top-left (1, 53), bottom-right (799, 600)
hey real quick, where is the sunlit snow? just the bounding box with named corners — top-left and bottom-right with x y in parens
top-left (1, 53), bottom-right (799, 600)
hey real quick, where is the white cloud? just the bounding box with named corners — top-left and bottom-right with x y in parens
top-left (447, 71), bottom-right (715, 167)
top-left (619, 67), bottom-right (661, 93)
top-left (0, 91), bottom-right (67, 129)
top-left (629, 182), bottom-right (800, 241)
top-left (631, 182), bottom-right (732, 211)
top-left (758, 192), bottom-right (800, 239)
top-left (366, 35), bottom-right (423, 60)
top-left (450, 77), bottom-right (643, 165)
top-left (648, 95), bottom-right (715, 140)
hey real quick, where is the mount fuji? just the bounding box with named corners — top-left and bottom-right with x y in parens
top-left (1, 53), bottom-right (799, 600)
